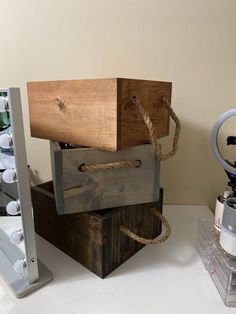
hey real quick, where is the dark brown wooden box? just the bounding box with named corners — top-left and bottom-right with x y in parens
top-left (27, 78), bottom-right (171, 151)
top-left (32, 182), bottom-right (163, 278)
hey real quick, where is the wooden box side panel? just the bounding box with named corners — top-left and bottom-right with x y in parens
top-left (50, 141), bottom-right (65, 215)
top-left (119, 79), bottom-right (172, 150)
top-left (58, 144), bottom-right (160, 214)
top-left (102, 189), bottom-right (163, 277)
top-left (31, 183), bottom-right (105, 277)
top-left (27, 79), bottom-right (118, 151)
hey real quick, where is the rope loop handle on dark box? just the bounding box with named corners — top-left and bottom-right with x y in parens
top-left (120, 207), bottom-right (171, 245)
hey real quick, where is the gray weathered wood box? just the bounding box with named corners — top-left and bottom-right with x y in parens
top-left (50, 142), bottom-right (160, 215)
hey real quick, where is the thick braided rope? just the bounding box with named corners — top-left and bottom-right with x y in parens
top-left (77, 96), bottom-right (176, 244)
top-left (78, 160), bottom-right (141, 172)
top-left (78, 96), bottom-right (180, 172)
top-left (119, 96), bottom-right (177, 244)
top-left (132, 96), bottom-right (181, 161)
top-left (120, 207), bottom-right (171, 245)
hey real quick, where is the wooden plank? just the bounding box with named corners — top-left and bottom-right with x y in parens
top-left (27, 78), bottom-right (118, 151)
top-left (32, 182), bottom-right (105, 277)
top-left (31, 182), bottom-right (163, 278)
top-left (50, 141), bottom-right (64, 214)
top-left (27, 78), bottom-right (171, 151)
top-left (50, 142), bottom-right (160, 214)
top-left (119, 78), bottom-right (172, 150)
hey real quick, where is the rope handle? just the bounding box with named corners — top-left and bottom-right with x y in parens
top-left (78, 159), bottom-right (141, 172)
top-left (57, 95), bottom-right (180, 162)
top-left (132, 96), bottom-right (181, 161)
top-left (120, 207), bottom-right (171, 244)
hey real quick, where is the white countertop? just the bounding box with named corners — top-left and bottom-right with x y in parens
top-left (0, 205), bottom-right (235, 314)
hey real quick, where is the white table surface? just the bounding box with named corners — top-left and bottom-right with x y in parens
top-left (0, 205), bottom-right (235, 314)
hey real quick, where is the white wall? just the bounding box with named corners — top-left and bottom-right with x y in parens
top-left (0, 0), bottom-right (236, 207)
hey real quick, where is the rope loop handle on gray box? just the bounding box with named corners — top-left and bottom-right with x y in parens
top-left (78, 160), bottom-right (141, 172)
top-left (120, 208), bottom-right (171, 244)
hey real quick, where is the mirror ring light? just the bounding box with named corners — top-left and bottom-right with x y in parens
top-left (211, 109), bottom-right (236, 175)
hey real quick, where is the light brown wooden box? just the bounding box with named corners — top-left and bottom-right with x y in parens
top-left (27, 78), bottom-right (171, 151)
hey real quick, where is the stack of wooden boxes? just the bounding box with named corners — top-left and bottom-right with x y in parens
top-left (27, 78), bottom-right (176, 278)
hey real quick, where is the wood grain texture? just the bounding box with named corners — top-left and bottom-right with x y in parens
top-left (50, 142), bottom-right (160, 214)
top-left (27, 78), bottom-right (118, 151)
top-left (27, 78), bottom-right (171, 151)
top-left (119, 78), bottom-right (172, 150)
top-left (31, 182), bottom-right (163, 278)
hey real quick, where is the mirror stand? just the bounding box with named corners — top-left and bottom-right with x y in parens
top-left (0, 88), bottom-right (52, 298)
top-left (0, 230), bottom-right (52, 298)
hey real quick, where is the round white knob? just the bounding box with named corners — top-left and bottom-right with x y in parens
top-left (6, 200), bottom-right (20, 215)
top-left (2, 168), bottom-right (17, 184)
top-left (10, 229), bottom-right (24, 245)
top-left (13, 259), bottom-right (27, 274)
top-left (0, 133), bottom-right (12, 149)
top-left (0, 96), bottom-right (8, 112)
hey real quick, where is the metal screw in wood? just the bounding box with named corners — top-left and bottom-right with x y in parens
top-left (56, 96), bottom-right (66, 109)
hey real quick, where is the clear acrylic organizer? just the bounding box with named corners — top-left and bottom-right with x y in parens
top-left (197, 218), bottom-right (236, 307)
